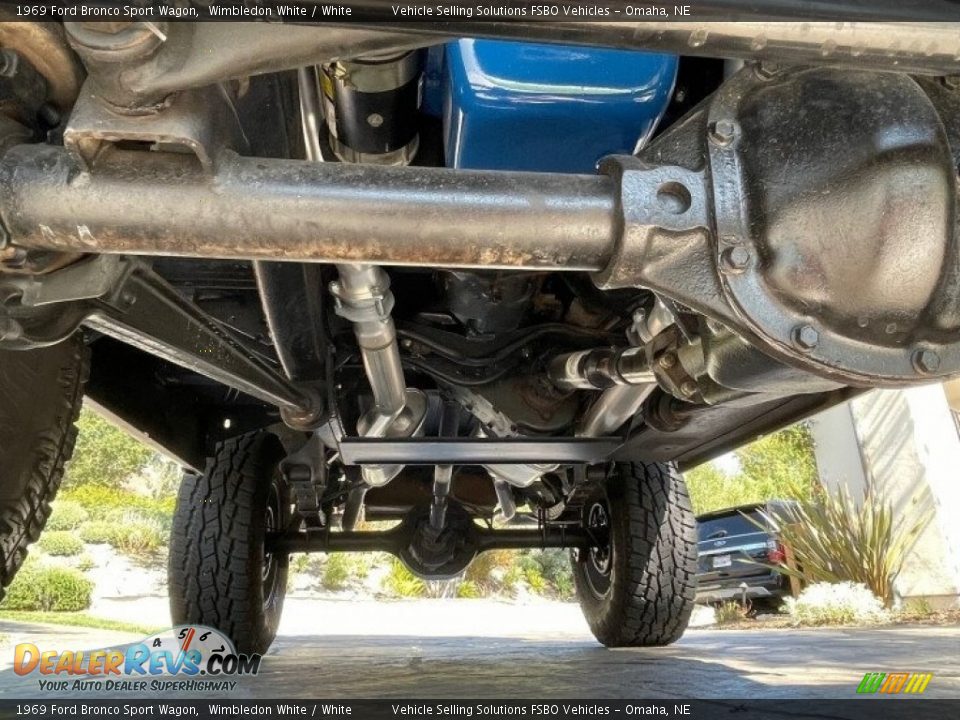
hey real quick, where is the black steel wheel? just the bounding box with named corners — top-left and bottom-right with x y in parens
top-left (169, 431), bottom-right (290, 654)
top-left (572, 460), bottom-right (697, 647)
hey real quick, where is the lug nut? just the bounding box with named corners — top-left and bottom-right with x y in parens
top-left (912, 349), bottom-right (941, 374)
top-left (680, 380), bottom-right (699, 397)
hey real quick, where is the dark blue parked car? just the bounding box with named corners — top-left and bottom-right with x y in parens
top-left (695, 501), bottom-right (798, 610)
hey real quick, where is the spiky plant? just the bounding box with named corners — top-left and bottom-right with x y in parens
top-left (761, 483), bottom-right (931, 607)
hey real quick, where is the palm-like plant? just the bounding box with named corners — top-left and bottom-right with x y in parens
top-left (760, 483), bottom-right (931, 607)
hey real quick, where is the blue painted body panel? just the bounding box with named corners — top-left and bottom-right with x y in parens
top-left (438, 39), bottom-right (678, 173)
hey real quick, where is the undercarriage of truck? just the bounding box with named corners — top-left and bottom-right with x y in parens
top-left (1, 13), bottom-right (960, 652)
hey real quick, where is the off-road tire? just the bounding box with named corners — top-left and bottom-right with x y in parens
top-left (0, 337), bottom-right (87, 600)
top-left (169, 431), bottom-right (289, 655)
top-left (572, 461), bottom-right (697, 647)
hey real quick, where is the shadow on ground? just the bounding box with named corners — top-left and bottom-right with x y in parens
top-left (0, 609), bottom-right (957, 700)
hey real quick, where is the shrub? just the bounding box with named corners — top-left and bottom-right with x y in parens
top-left (38, 531), bottom-right (85, 557)
top-left (290, 554), bottom-right (311, 574)
top-left (465, 549), bottom-right (515, 590)
top-left (515, 550), bottom-right (572, 598)
top-left (456, 580), bottom-right (481, 598)
top-left (533, 549), bottom-right (574, 599)
top-left (382, 558), bottom-right (425, 598)
top-left (765, 483), bottom-right (931, 607)
top-left (321, 554), bottom-right (352, 591)
top-left (77, 516), bottom-right (167, 556)
top-left (79, 521), bottom-right (115, 545)
top-left (76, 555), bottom-right (96, 572)
top-left (352, 555), bottom-right (373, 580)
top-left (502, 565), bottom-right (524, 593)
top-left (59, 485), bottom-right (175, 521)
top-left (903, 597), bottom-right (934, 616)
top-left (2, 562), bottom-right (93, 611)
top-left (786, 582), bottom-right (888, 626)
top-left (47, 501), bottom-right (89, 531)
top-left (521, 561), bottom-right (548, 595)
top-left (108, 519), bottom-right (166, 556)
top-left (715, 601), bottom-right (750, 625)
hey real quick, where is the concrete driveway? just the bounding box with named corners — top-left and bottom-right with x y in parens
top-left (0, 598), bottom-right (956, 699)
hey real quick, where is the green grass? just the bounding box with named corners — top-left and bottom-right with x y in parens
top-left (0, 610), bottom-right (163, 636)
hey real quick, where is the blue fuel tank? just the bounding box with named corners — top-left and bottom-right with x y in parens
top-left (439, 39), bottom-right (678, 173)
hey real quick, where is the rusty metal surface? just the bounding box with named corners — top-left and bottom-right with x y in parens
top-left (65, 21), bottom-right (438, 109)
top-left (63, 81), bottom-right (248, 171)
top-left (0, 144), bottom-right (617, 271)
top-left (0, 17), bottom-right (84, 111)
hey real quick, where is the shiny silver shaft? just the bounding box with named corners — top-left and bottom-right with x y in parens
top-left (332, 265), bottom-right (427, 489)
top-left (577, 384), bottom-right (656, 437)
top-left (333, 264), bottom-right (407, 427)
top-left (1, 145), bottom-right (616, 271)
top-left (550, 346), bottom-right (656, 391)
top-left (297, 66), bottom-right (326, 163)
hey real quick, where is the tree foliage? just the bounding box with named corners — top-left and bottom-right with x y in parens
top-left (736, 424), bottom-right (819, 501)
top-left (684, 423), bottom-right (818, 515)
top-left (63, 407), bottom-right (155, 489)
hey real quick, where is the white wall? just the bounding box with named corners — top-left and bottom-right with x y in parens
top-left (809, 386), bottom-right (960, 607)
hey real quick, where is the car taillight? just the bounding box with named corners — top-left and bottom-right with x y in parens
top-left (766, 539), bottom-right (786, 565)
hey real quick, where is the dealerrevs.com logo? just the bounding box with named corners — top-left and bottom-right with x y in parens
top-left (14, 625), bottom-right (261, 692)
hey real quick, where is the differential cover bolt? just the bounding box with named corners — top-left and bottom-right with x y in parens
top-left (709, 119), bottom-right (739, 146)
top-left (720, 246), bottom-right (751, 273)
top-left (912, 349), bottom-right (941, 375)
top-left (755, 62), bottom-right (782, 80)
top-left (791, 324), bottom-right (820, 351)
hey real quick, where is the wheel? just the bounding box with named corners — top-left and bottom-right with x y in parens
top-left (0, 337), bottom-right (87, 600)
top-left (572, 461), bottom-right (697, 647)
top-left (169, 431), bottom-right (290, 654)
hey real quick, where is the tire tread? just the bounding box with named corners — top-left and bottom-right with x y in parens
top-left (0, 337), bottom-right (88, 598)
top-left (168, 432), bottom-right (285, 654)
top-left (573, 461), bottom-right (697, 647)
